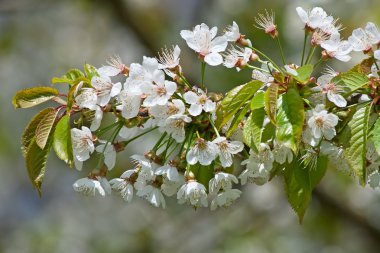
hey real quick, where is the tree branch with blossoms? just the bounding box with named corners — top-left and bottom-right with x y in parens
top-left (13, 6), bottom-right (380, 222)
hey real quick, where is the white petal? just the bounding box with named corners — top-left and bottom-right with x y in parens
top-left (188, 104), bottom-right (203, 116)
top-left (184, 91), bottom-right (198, 104)
top-left (204, 52), bottom-right (223, 66)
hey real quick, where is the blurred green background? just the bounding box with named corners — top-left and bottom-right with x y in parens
top-left (1, 0), bottom-right (380, 252)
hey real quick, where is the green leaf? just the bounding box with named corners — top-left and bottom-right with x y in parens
top-left (294, 64), bottom-right (313, 83)
top-left (264, 83), bottom-right (278, 125)
top-left (333, 72), bottom-right (369, 96)
top-left (13, 87), bottom-right (59, 109)
top-left (215, 80), bottom-right (263, 129)
top-left (226, 103), bottom-right (250, 137)
top-left (84, 63), bottom-right (98, 80)
top-left (284, 155), bottom-right (328, 223)
top-left (26, 135), bottom-right (54, 196)
top-left (21, 108), bottom-right (55, 156)
top-left (36, 109), bottom-right (59, 149)
top-left (243, 108), bottom-right (266, 150)
top-left (344, 103), bottom-right (372, 185)
top-left (250, 91), bottom-right (265, 110)
top-left (349, 57), bottom-right (374, 74)
top-left (52, 68), bottom-right (85, 86)
top-left (53, 114), bottom-right (73, 167)
top-left (276, 88), bottom-right (305, 153)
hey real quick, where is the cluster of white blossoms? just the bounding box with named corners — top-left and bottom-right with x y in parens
top-left (65, 6), bottom-right (380, 209)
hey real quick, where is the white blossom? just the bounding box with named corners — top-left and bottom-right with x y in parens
top-left (374, 50), bottom-right (380, 61)
top-left (74, 83), bottom-right (97, 110)
top-left (348, 28), bottom-right (373, 52)
top-left (224, 21), bottom-right (241, 42)
top-left (212, 137), bottom-right (244, 167)
top-left (95, 142), bottom-right (117, 170)
top-left (177, 181), bottom-right (208, 207)
top-left (307, 104), bottom-right (339, 140)
top-left (209, 172), bottom-right (238, 193)
top-left (186, 138), bottom-right (219, 166)
top-left (98, 55), bottom-right (128, 77)
top-left (240, 143), bottom-right (274, 185)
top-left (73, 176), bottom-right (111, 197)
top-left (162, 114), bottom-right (191, 143)
top-left (317, 68), bottom-right (347, 107)
top-left (109, 170), bottom-right (135, 203)
top-left (210, 189), bottom-right (241, 210)
top-left (184, 89), bottom-right (216, 116)
top-left (223, 46), bottom-right (252, 71)
top-left (155, 163), bottom-right (180, 182)
top-left (71, 126), bottom-right (95, 171)
top-left (157, 45), bottom-right (181, 70)
top-left (365, 22), bottom-right (380, 46)
top-left (90, 106), bottom-right (103, 131)
top-left (321, 33), bottom-right (352, 62)
top-left (273, 142), bottom-right (293, 164)
top-left (180, 23), bottom-right (228, 66)
top-left (136, 184), bottom-right (166, 208)
top-left (161, 176), bottom-right (184, 197)
top-left (141, 78), bottom-right (177, 107)
top-left (116, 85), bottom-right (142, 119)
top-left (296, 7), bottom-right (330, 30)
top-left (91, 75), bottom-right (122, 106)
top-left (149, 99), bottom-right (186, 127)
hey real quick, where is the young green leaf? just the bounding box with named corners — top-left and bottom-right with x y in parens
top-left (333, 72), bottom-right (369, 96)
top-left (13, 87), bottom-right (59, 109)
top-left (243, 108), bottom-right (266, 150)
top-left (51, 68), bottom-right (85, 86)
top-left (250, 91), bottom-right (265, 110)
top-left (53, 114), bottom-right (73, 167)
top-left (264, 83), bottom-right (278, 125)
top-left (276, 88), bottom-right (305, 153)
top-left (294, 64), bottom-right (313, 83)
top-left (21, 108), bottom-right (55, 156)
top-left (284, 155), bottom-right (328, 223)
top-left (36, 109), bottom-right (59, 149)
top-left (84, 63), bottom-right (98, 80)
top-left (226, 103), bottom-right (250, 137)
top-left (344, 103), bottom-right (372, 185)
top-left (26, 135), bottom-right (54, 196)
top-left (215, 80), bottom-right (263, 129)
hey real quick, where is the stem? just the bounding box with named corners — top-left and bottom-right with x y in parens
top-left (247, 45), bottom-right (283, 73)
top-left (178, 73), bottom-right (192, 88)
top-left (301, 31), bottom-right (308, 66)
top-left (152, 132), bottom-right (167, 151)
top-left (122, 126), bottom-right (158, 146)
top-left (96, 121), bottom-right (121, 136)
top-left (209, 116), bottom-right (220, 137)
top-left (201, 62), bottom-right (206, 89)
top-left (246, 64), bottom-right (270, 73)
top-left (165, 143), bottom-right (179, 161)
top-left (276, 36), bottom-right (286, 65)
top-left (305, 46), bottom-right (316, 65)
top-left (314, 57), bottom-right (324, 69)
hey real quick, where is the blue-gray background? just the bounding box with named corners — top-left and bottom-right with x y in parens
top-left (1, 0), bottom-right (380, 252)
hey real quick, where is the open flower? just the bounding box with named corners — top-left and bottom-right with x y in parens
top-left (254, 10), bottom-right (278, 38)
top-left (162, 114), bottom-right (192, 143)
top-left (212, 137), bottom-right (244, 167)
top-left (186, 138), bottom-right (219, 166)
top-left (136, 184), bottom-right (166, 208)
top-left (180, 23), bottom-right (228, 66)
top-left (141, 79), bottom-right (177, 107)
top-left (210, 189), bottom-right (241, 210)
top-left (296, 7), bottom-right (330, 30)
top-left (98, 55), bottom-right (129, 77)
top-left (223, 46), bottom-right (253, 71)
top-left (157, 45), bottom-right (181, 70)
top-left (184, 89), bottom-right (216, 116)
top-left (307, 104), bottom-right (339, 140)
top-left (177, 180), bottom-right (208, 208)
top-left (317, 68), bottom-right (346, 107)
top-left (348, 28), bottom-right (373, 53)
top-left (155, 163), bottom-right (180, 182)
top-left (91, 75), bottom-right (122, 106)
top-left (272, 141), bottom-right (293, 164)
top-left (73, 176), bottom-right (111, 197)
top-left (74, 83), bottom-right (97, 111)
top-left (95, 142), bottom-right (117, 170)
top-left (365, 22), bottom-right (380, 46)
top-left (116, 85), bottom-right (142, 119)
top-left (321, 33), bottom-right (352, 62)
top-left (240, 143), bottom-right (274, 185)
top-left (149, 99), bottom-right (186, 127)
top-left (71, 126), bottom-right (95, 171)
top-left (209, 172), bottom-right (238, 193)
top-left (109, 170), bottom-right (136, 203)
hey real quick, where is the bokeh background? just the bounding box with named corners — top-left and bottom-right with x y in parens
top-left (1, 0), bottom-right (380, 252)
